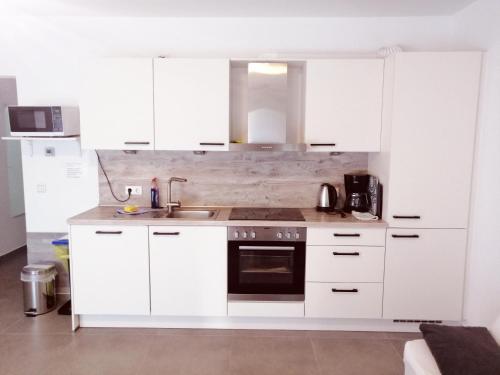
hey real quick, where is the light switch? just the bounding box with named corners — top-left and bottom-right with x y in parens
top-left (36, 184), bottom-right (47, 193)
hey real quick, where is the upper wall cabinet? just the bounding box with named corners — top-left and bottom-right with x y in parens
top-left (80, 58), bottom-right (154, 150)
top-left (304, 59), bottom-right (384, 152)
top-left (154, 59), bottom-right (230, 151)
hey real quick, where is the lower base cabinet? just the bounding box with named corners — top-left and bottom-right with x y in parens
top-left (383, 228), bottom-right (467, 321)
top-left (70, 225), bottom-right (150, 315)
top-left (149, 226), bottom-right (227, 316)
top-left (306, 282), bottom-right (383, 318)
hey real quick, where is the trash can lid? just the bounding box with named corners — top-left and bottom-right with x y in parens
top-left (22, 263), bottom-right (57, 276)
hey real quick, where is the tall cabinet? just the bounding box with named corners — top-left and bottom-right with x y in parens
top-left (369, 52), bottom-right (482, 321)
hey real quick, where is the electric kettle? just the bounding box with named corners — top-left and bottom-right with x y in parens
top-left (316, 183), bottom-right (338, 212)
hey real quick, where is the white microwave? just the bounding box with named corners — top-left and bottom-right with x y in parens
top-left (8, 106), bottom-right (80, 137)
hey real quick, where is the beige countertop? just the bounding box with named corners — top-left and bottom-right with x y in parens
top-left (68, 206), bottom-right (387, 228)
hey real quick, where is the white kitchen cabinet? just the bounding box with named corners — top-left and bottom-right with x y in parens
top-left (70, 225), bottom-right (150, 315)
top-left (381, 52), bottom-right (482, 228)
top-left (80, 58), bottom-right (154, 150)
top-left (383, 228), bottom-right (467, 321)
top-left (154, 59), bottom-right (230, 151)
top-left (306, 246), bottom-right (385, 283)
top-left (149, 226), bottom-right (227, 316)
top-left (304, 59), bottom-right (384, 152)
top-left (306, 282), bottom-right (383, 319)
top-left (307, 227), bottom-right (386, 247)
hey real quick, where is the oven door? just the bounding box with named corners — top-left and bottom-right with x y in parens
top-left (228, 240), bottom-right (305, 301)
top-left (8, 107), bottom-right (59, 135)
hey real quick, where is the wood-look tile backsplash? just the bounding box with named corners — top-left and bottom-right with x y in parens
top-left (98, 151), bottom-right (368, 208)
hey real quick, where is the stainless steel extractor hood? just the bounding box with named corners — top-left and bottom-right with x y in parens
top-left (229, 62), bottom-right (305, 151)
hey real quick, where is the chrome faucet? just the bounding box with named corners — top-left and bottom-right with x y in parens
top-left (166, 177), bottom-right (187, 214)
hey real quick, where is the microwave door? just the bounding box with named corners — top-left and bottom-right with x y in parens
top-left (9, 107), bottom-right (54, 134)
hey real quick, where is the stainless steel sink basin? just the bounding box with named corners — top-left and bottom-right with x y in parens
top-left (166, 209), bottom-right (218, 219)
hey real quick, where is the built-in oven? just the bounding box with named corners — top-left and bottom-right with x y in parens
top-left (228, 226), bottom-right (306, 302)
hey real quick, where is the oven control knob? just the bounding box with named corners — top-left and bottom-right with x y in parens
top-left (277, 232), bottom-right (283, 239)
top-left (234, 231), bottom-right (239, 239)
top-left (285, 232), bottom-right (291, 239)
top-left (295, 232), bottom-right (300, 240)
top-left (242, 231), bottom-right (248, 239)
top-left (250, 231), bottom-right (256, 239)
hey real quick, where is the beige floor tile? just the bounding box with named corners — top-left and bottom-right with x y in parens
top-left (141, 334), bottom-right (232, 375)
top-left (228, 336), bottom-right (320, 375)
top-left (312, 338), bottom-right (404, 375)
top-left (307, 330), bottom-right (390, 340)
top-left (0, 333), bottom-right (74, 375)
top-left (5, 310), bottom-right (72, 334)
top-left (60, 334), bottom-right (151, 375)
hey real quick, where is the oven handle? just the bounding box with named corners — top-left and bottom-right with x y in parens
top-left (238, 245), bottom-right (296, 251)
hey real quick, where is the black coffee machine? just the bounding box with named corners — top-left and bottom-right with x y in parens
top-left (344, 174), bottom-right (371, 213)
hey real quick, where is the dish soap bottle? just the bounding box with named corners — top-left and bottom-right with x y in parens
top-left (151, 177), bottom-right (160, 209)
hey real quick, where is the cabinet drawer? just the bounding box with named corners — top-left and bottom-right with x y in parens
top-left (307, 227), bottom-right (386, 246)
top-left (306, 246), bottom-right (385, 282)
top-left (305, 282), bottom-right (382, 319)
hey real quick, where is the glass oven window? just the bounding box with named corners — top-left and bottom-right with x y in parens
top-left (238, 249), bottom-right (294, 285)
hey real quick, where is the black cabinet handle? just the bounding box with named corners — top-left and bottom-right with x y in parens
top-left (333, 233), bottom-right (361, 237)
top-left (199, 142), bottom-right (225, 146)
top-left (310, 143), bottom-right (336, 147)
top-left (332, 288), bottom-right (358, 293)
top-left (124, 142), bottom-right (150, 145)
top-left (333, 251), bottom-right (360, 256)
top-left (153, 232), bottom-right (180, 236)
top-left (392, 234), bottom-right (420, 239)
top-left (95, 231), bottom-right (122, 235)
top-left (393, 215), bottom-right (421, 219)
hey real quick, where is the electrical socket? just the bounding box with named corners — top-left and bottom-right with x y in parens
top-left (125, 186), bottom-right (142, 196)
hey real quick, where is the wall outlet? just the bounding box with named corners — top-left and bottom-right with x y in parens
top-left (125, 186), bottom-right (142, 196)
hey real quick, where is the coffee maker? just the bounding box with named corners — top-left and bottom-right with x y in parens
top-left (344, 174), bottom-right (371, 213)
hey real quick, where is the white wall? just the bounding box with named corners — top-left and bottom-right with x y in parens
top-left (1, 8), bottom-right (498, 324)
top-left (0, 14), bottom-right (457, 232)
top-left (453, 0), bottom-right (500, 327)
top-left (0, 78), bottom-right (26, 255)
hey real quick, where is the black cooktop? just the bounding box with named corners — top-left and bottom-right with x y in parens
top-left (229, 208), bottom-right (305, 221)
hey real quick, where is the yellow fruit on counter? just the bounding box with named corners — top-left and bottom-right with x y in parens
top-left (124, 205), bottom-right (139, 213)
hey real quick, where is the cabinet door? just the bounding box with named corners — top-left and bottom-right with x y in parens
top-left (383, 229), bottom-right (467, 321)
top-left (154, 59), bottom-right (230, 151)
top-left (70, 225), bottom-right (150, 315)
top-left (149, 226), bottom-right (227, 316)
top-left (387, 52), bottom-right (482, 228)
top-left (305, 59), bottom-right (384, 152)
top-left (80, 58), bottom-right (154, 150)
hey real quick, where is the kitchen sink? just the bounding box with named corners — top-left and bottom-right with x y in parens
top-left (165, 209), bottom-right (218, 219)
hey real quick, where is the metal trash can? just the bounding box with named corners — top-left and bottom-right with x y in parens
top-left (21, 264), bottom-right (58, 317)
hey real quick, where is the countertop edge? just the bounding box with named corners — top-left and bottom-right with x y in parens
top-left (67, 206), bottom-right (388, 228)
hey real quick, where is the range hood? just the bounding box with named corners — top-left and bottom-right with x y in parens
top-left (229, 62), bottom-right (305, 151)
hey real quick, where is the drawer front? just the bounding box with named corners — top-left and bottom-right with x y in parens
top-left (306, 246), bottom-right (385, 282)
top-left (305, 282), bottom-right (382, 319)
top-left (307, 227), bottom-right (386, 246)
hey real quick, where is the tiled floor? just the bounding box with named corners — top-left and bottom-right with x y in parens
top-left (0, 247), bottom-right (420, 375)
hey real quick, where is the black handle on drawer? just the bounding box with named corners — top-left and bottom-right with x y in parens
top-left (332, 288), bottom-right (359, 293)
top-left (393, 215), bottom-right (421, 219)
top-left (332, 251), bottom-right (360, 256)
top-left (333, 233), bottom-right (361, 237)
top-left (199, 142), bottom-right (225, 146)
top-left (124, 141), bottom-right (150, 145)
top-left (310, 143), bottom-right (336, 147)
top-left (95, 231), bottom-right (123, 235)
top-left (153, 231), bottom-right (180, 236)
top-left (392, 234), bottom-right (420, 239)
